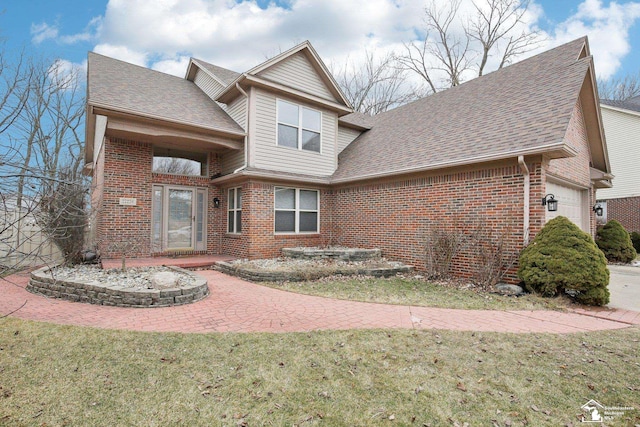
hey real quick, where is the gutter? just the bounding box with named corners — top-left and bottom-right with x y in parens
top-left (518, 156), bottom-right (530, 245)
top-left (233, 82), bottom-right (249, 174)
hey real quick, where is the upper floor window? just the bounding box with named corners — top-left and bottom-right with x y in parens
top-left (153, 148), bottom-right (208, 177)
top-left (277, 99), bottom-right (321, 153)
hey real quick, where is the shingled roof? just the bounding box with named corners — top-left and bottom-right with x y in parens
top-left (332, 37), bottom-right (593, 182)
top-left (601, 95), bottom-right (640, 114)
top-left (87, 52), bottom-right (244, 135)
top-left (190, 59), bottom-right (241, 86)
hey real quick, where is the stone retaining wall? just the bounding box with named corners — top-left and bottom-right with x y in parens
top-left (27, 266), bottom-right (209, 308)
top-left (282, 247), bottom-right (381, 261)
top-left (215, 260), bottom-right (412, 282)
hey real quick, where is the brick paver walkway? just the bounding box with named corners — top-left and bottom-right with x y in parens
top-left (2, 268), bottom-right (639, 334)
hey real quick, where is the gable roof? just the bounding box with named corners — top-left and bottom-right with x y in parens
top-left (214, 41), bottom-right (353, 114)
top-left (186, 59), bottom-right (241, 86)
top-left (601, 95), bottom-right (640, 114)
top-left (87, 52), bottom-right (244, 136)
top-left (332, 37), bottom-right (598, 183)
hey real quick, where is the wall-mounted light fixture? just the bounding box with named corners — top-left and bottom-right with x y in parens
top-left (213, 197), bottom-right (220, 208)
top-left (593, 203), bottom-right (603, 217)
top-left (541, 194), bottom-right (558, 212)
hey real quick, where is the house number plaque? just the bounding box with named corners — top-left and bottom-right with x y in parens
top-left (119, 197), bottom-right (137, 206)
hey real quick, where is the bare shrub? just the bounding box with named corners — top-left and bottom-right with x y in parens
top-left (100, 236), bottom-right (144, 272)
top-left (423, 218), bottom-right (471, 279)
top-left (424, 215), bottom-right (518, 285)
top-left (470, 222), bottom-right (518, 288)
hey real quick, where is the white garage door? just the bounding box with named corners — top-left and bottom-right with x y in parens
top-left (546, 181), bottom-right (589, 232)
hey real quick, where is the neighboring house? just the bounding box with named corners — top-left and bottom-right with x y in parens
top-left (597, 96), bottom-right (640, 231)
top-left (0, 198), bottom-right (62, 268)
top-left (84, 37), bottom-right (611, 280)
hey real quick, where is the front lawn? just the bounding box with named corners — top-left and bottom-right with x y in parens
top-left (0, 318), bottom-right (638, 426)
top-left (261, 276), bottom-right (573, 310)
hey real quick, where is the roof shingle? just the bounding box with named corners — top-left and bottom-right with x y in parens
top-left (87, 52), bottom-right (244, 135)
top-left (333, 38), bottom-right (591, 182)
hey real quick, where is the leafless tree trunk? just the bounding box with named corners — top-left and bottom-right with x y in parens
top-left (399, 0), bottom-right (540, 91)
top-left (598, 71), bottom-right (640, 101)
top-left (0, 49), bottom-right (86, 273)
top-left (331, 50), bottom-right (426, 115)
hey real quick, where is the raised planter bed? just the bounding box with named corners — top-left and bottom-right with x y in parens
top-left (27, 266), bottom-right (209, 308)
top-left (282, 247), bottom-right (381, 261)
top-left (215, 260), bottom-right (413, 282)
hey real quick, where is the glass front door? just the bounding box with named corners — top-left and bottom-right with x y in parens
top-left (167, 189), bottom-right (193, 249)
top-left (152, 186), bottom-right (207, 252)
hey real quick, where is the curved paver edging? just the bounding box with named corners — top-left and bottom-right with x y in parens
top-left (27, 266), bottom-right (209, 308)
top-left (215, 260), bottom-right (414, 282)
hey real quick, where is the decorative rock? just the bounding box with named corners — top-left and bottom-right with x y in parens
top-left (494, 283), bottom-right (524, 296)
top-left (151, 271), bottom-right (180, 289)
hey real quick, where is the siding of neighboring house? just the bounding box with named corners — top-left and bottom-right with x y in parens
top-left (337, 126), bottom-right (362, 154)
top-left (251, 89), bottom-right (337, 176)
top-left (606, 197), bottom-right (640, 232)
top-left (257, 52), bottom-right (336, 101)
top-left (193, 68), bottom-right (227, 100)
top-left (598, 107), bottom-right (640, 200)
top-left (597, 106), bottom-right (640, 232)
top-left (0, 209), bottom-right (62, 268)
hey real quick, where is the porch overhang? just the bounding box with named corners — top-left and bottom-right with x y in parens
top-left (84, 105), bottom-right (245, 175)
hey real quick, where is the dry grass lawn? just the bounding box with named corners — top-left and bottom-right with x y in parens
top-left (0, 318), bottom-right (638, 426)
top-left (261, 276), bottom-right (573, 311)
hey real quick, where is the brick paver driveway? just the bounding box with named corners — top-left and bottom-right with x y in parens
top-left (2, 269), bottom-right (639, 334)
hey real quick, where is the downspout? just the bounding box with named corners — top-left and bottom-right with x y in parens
top-left (233, 82), bottom-right (249, 173)
top-left (518, 155), bottom-right (530, 245)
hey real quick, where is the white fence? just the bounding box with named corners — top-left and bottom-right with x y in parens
top-left (0, 208), bottom-right (62, 268)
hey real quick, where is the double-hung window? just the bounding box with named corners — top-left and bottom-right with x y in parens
top-left (228, 188), bottom-right (242, 233)
top-left (275, 187), bottom-right (319, 233)
top-left (277, 100), bottom-right (321, 153)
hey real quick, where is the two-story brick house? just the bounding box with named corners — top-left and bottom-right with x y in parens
top-left (84, 37), bottom-right (611, 279)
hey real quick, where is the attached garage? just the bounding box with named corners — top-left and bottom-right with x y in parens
top-left (546, 180), bottom-right (590, 232)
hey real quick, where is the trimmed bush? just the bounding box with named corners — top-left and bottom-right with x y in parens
top-left (596, 220), bottom-right (637, 263)
top-left (518, 216), bottom-right (609, 306)
top-left (630, 231), bottom-right (640, 254)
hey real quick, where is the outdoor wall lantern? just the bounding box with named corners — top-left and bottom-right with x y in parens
top-left (542, 194), bottom-right (558, 212)
top-left (213, 197), bottom-right (220, 208)
top-left (593, 203), bottom-right (604, 217)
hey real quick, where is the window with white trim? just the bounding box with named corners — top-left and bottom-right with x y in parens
top-left (277, 99), bottom-right (321, 153)
top-left (275, 187), bottom-right (319, 233)
top-left (228, 187), bottom-right (242, 233)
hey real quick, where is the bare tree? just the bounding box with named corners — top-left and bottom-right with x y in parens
top-left (331, 50), bottom-right (426, 115)
top-left (399, 0), bottom-right (541, 91)
top-left (153, 157), bottom-right (201, 175)
top-left (598, 71), bottom-right (640, 101)
top-left (0, 49), bottom-right (86, 273)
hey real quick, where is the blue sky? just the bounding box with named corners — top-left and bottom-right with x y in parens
top-left (1, 0), bottom-right (639, 83)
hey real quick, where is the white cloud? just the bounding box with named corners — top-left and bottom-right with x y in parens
top-left (31, 22), bottom-right (59, 44)
top-left (93, 44), bottom-right (148, 67)
top-left (44, 0), bottom-right (639, 84)
top-left (47, 59), bottom-right (87, 90)
top-left (545, 0), bottom-right (640, 79)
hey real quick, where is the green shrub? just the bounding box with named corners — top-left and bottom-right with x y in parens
top-left (518, 216), bottom-right (609, 306)
top-left (630, 231), bottom-right (640, 254)
top-left (595, 220), bottom-right (637, 263)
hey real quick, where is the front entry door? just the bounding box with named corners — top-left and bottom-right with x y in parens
top-left (152, 186), bottom-right (206, 252)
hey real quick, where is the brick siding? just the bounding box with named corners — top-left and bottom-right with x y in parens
top-left (92, 100), bottom-right (599, 282)
top-left (605, 196), bottom-right (640, 232)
